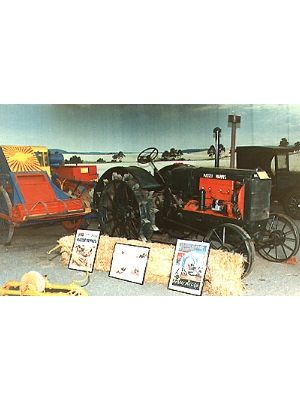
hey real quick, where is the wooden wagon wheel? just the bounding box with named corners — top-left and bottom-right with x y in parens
top-left (0, 186), bottom-right (14, 245)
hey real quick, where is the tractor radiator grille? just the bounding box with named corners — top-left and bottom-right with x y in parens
top-left (248, 178), bottom-right (272, 221)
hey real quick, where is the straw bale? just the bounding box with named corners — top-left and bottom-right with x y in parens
top-left (57, 234), bottom-right (245, 296)
top-left (204, 250), bottom-right (245, 296)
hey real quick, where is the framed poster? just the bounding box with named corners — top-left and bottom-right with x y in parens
top-left (109, 243), bottom-right (150, 285)
top-left (168, 239), bottom-right (210, 295)
top-left (68, 229), bottom-right (101, 273)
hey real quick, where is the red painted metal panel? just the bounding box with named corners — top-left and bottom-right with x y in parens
top-left (53, 165), bottom-right (98, 181)
top-left (14, 173), bottom-right (57, 203)
top-left (11, 172), bottom-right (87, 222)
top-left (199, 177), bottom-right (234, 201)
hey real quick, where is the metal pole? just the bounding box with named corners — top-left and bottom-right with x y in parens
top-left (230, 123), bottom-right (236, 168)
top-left (213, 127), bottom-right (221, 167)
top-left (228, 114), bottom-right (241, 169)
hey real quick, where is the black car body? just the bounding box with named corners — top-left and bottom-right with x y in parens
top-left (236, 146), bottom-right (300, 219)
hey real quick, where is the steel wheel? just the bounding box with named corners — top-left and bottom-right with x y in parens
top-left (0, 186), bottom-right (14, 244)
top-left (283, 190), bottom-right (300, 220)
top-left (256, 213), bottom-right (300, 262)
top-left (204, 223), bottom-right (255, 278)
top-left (99, 180), bottom-right (142, 239)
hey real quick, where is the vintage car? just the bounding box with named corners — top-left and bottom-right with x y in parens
top-left (236, 146), bottom-right (300, 219)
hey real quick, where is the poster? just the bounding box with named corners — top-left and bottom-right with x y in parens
top-left (168, 239), bottom-right (210, 295)
top-left (109, 243), bottom-right (150, 285)
top-left (68, 229), bottom-right (101, 273)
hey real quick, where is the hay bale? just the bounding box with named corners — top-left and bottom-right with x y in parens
top-left (57, 234), bottom-right (245, 296)
top-left (204, 250), bottom-right (245, 296)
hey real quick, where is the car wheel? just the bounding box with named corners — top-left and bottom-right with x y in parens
top-left (283, 190), bottom-right (300, 220)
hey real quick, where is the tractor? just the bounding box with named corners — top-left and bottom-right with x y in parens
top-left (94, 147), bottom-right (300, 278)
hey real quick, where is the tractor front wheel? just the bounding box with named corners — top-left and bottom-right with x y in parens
top-left (204, 223), bottom-right (255, 278)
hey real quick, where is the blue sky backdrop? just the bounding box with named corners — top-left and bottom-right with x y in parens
top-left (0, 104), bottom-right (299, 153)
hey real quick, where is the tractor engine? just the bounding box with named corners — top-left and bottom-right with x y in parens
top-left (187, 176), bottom-right (244, 219)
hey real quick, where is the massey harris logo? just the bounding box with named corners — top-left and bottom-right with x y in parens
top-left (203, 173), bottom-right (227, 179)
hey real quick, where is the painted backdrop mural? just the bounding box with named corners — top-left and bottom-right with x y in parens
top-left (0, 104), bottom-right (298, 153)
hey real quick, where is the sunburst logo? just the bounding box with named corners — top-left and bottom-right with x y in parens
top-left (2, 146), bottom-right (42, 172)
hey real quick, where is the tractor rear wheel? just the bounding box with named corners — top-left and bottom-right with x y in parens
top-left (0, 186), bottom-right (14, 245)
top-left (99, 178), bottom-right (154, 241)
top-left (256, 213), bottom-right (300, 262)
top-left (204, 223), bottom-right (255, 278)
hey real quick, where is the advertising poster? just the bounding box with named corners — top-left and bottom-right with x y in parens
top-left (109, 243), bottom-right (150, 285)
top-left (168, 239), bottom-right (210, 295)
top-left (68, 229), bottom-right (101, 273)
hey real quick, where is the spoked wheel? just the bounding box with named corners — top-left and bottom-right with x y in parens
top-left (283, 190), bottom-right (300, 220)
top-left (204, 223), bottom-right (255, 278)
top-left (99, 179), bottom-right (142, 239)
top-left (0, 186), bottom-right (14, 245)
top-left (256, 213), bottom-right (300, 262)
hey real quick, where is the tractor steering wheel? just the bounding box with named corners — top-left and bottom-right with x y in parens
top-left (137, 147), bottom-right (159, 164)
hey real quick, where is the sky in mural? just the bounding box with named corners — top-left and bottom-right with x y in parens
top-left (0, 104), bottom-right (299, 153)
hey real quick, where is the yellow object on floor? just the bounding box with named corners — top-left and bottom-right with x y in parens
top-left (0, 270), bottom-right (88, 296)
